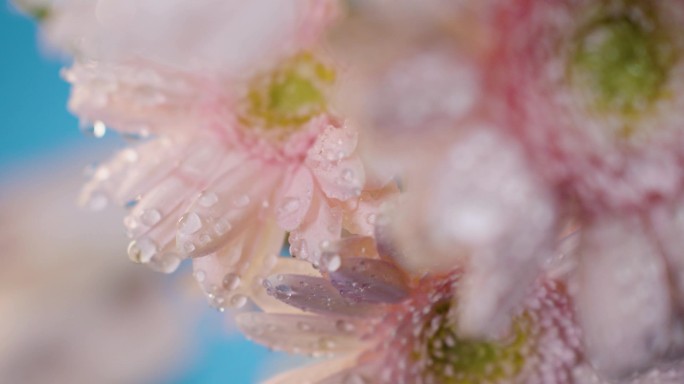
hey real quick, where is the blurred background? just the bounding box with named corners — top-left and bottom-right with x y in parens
top-left (0, 3), bottom-right (295, 383)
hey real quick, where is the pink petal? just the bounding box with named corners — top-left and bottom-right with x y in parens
top-left (343, 182), bottom-right (399, 237)
top-left (650, 201), bottom-right (684, 309)
top-left (263, 354), bottom-right (362, 384)
top-left (191, 220), bottom-right (285, 311)
top-left (576, 215), bottom-right (678, 380)
top-left (65, 62), bottom-right (204, 135)
top-left (306, 124), bottom-right (365, 201)
top-left (275, 166), bottom-right (314, 231)
top-left (236, 312), bottom-right (366, 355)
top-left (176, 159), bottom-right (283, 258)
top-left (288, 188), bottom-right (343, 266)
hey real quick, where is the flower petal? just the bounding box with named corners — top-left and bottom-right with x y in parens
top-left (329, 257), bottom-right (410, 304)
top-left (289, 188), bottom-right (343, 266)
top-left (343, 182), bottom-right (399, 237)
top-left (306, 123), bottom-right (364, 201)
top-left (263, 354), bottom-right (361, 384)
top-left (191, 220), bottom-right (285, 311)
top-left (275, 166), bottom-right (314, 231)
top-left (577, 215), bottom-right (679, 380)
top-left (176, 159), bottom-right (282, 258)
top-left (236, 312), bottom-right (367, 356)
top-left (263, 274), bottom-right (378, 317)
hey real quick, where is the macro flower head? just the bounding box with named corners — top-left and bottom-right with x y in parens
top-left (32, 0), bottom-right (392, 312)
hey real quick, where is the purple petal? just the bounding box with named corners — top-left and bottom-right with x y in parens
top-left (330, 257), bottom-right (409, 304)
top-left (264, 274), bottom-right (378, 317)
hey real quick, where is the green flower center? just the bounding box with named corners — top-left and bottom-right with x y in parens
top-left (419, 302), bottom-right (531, 383)
top-left (570, 1), bottom-right (675, 117)
top-left (241, 53), bottom-right (335, 133)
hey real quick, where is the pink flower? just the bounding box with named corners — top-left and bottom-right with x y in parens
top-left (58, 2), bottom-right (393, 311)
top-left (493, 0), bottom-right (684, 212)
top-left (238, 237), bottom-right (582, 384)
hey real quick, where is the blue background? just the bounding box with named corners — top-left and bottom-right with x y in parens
top-left (0, 3), bottom-right (279, 383)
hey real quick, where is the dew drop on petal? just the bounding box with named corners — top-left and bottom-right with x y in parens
top-left (297, 321), bottom-right (312, 331)
top-left (222, 273), bottom-right (241, 291)
top-left (127, 237), bottom-right (157, 264)
top-left (141, 209), bottom-right (162, 226)
top-left (82, 120), bottom-right (107, 138)
top-left (231, 294), bottom-right (248, 308)
top-left (178, 212), bottom-right (202, 235)
top-left (198, 234), bottom-right (211, 246)
top-left (198, 192), bottom-right (218, 208)
top-left (335, 319), bottom-right (355, 333)
top-left (341, 169), bottom-right (354, 182)
top-left (194, 270), bottom-right (206, 283)
top-left (233, 194), bottom-right (250, 208)
top-left (214, 219), bottom-right (232, 235)
top-left (323, 253), bottom-right (341, 272)
top-left (182, 242), bottom-right (196, 253)
top-left (279, 197), bottom-right (301, 214)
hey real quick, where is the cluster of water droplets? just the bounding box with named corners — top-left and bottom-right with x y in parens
top-left (192, 269), bottom-right (249, 312)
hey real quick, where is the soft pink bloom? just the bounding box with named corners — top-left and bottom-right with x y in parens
top-left (57, 1), bottom-right (393, 311)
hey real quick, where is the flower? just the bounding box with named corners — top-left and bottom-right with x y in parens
top-left (49, 0), bottom-right (394, 311)
top-left (493, 0), bottom-right (684, 212)
top-left (237, 237), bottom-right (582, 384)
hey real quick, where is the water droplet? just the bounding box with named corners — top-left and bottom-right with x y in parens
top-left (178, 212), bottom-right (202, 234)
top-left (122, 148), bottom-right (139, 162)
top-left (123, 216), bottom-right (139, 232)
top-left (214, 219), bottom-right (232, 235)
top-left (325, 254), bottom-right (341, 272)
top-left (366, 213), bottom-right (377, 225)
top-left (127, 237), bottom-right (157, 264)
top-left (336, 319), bottom-right (355, 333)
top-left (141, 209), bottom-right (162, 226)
top-left (231, 294), bottom-right (248, 308)
top-left (182, 242), bottom-right (196, 253)
top-left (341, 169), bottom-right (354, 183)
top-left (198, 192), bottom-right (218, 207)
top-left (194, 270), bottom-right (206, 283)
top-left (279, 197), bottom-right (301, 215)
top-left (297, 321), bottom-right (312, 331)
top-left (198, 234), bottom-right (211, 246)
top-left (82, 120), bottom-right (107, 138)
top-left (233, 194), bottom-right (250, 207)
top-left (222, 273), bottom-right (241, 291)
top-left (275, 284), bottom-right (293, 298)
